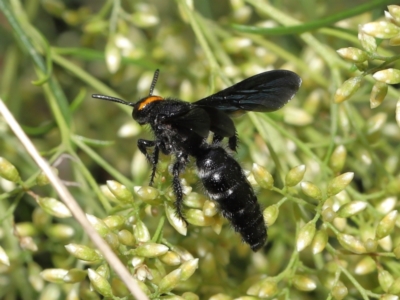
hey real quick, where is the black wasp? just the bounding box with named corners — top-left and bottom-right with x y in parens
top-left (93, 69), bottom-right (301, 251)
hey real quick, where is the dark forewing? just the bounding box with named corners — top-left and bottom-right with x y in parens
top-left (168, 106), bottom-right (211, 138)
top-left (195, 70), bottom-right (301, 114)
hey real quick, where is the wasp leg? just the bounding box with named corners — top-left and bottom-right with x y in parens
top-left (212, 134), bottom-right (224, 145)
top-left (137, 139), bottom-right (158, 186)
top-left (172, 152), bottom-right (189, 225)
top-left (228, 132), bottom-right (238, 152)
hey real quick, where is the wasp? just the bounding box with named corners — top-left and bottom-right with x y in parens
top-left (93, 69), bottom-right (301, 251)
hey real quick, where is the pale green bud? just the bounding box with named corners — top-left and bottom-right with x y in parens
top-left (83, 19), bottom-right (108, 33)
top-left (358, 26), bottom-right (377, 53)
top-left (327, 172), bottom-right (354, 197)
top-left (223, 37), bottom-right (252, 54)
top-left (203, 200), bottom-right (217, 217)
top-left (111, 277), bottom-right (130, 298)
top-left (364, 238), bottom-right (378, 253)
top-left (158, 268), bottom-right (182, 294)
top-left (28, 261), bottom-right (43, 292)
top-left (0, 246), bottom-right (10, 266)
top-left (354, 256), bottom-right (376, 275)
top-left (63, 268), bottom-right (87, 283)
top-left (64, 244), bottom-right (102, 261)
top-left (373, 69), bottom-right (400, 84)
top-left (37, 197), bottom-right (72, 218)
top-left (332, 281), bottom-right (348, 300)
top-left (393, 244), bottom-right (400, 259)
top-left (376, 210), bottom-right (398, 239)
top-left (311, 229), bottom-right (328, 254)
top-left (86, 214), bottom-right (110, 237)
top-left (285, 164), bottom-right (306, 187)
top-left (247, 280), bottom-right (262, 296)
top-left (337, 201), bottom-right (367, 218)
top-left (329, 145), bottom-right (346, 173)
top-left (334, 77), bottom-right (362, 103)
top-left (208, 293), bottom-right (232, 300)
top-left (40, 268), bottom-right (69, 283)
top-left (131, 256), bottom-right (144, 268)
top-left (321, 207), bottom-right (336, 222)
top-left (87, 268), bottom-right (113, 297)
top-left (134, 186), bottom-right (159, 202)
top-left (379, 269), bottom-right (395, 292)
top-left (179, 258), bottom-right (199, 281)
top-left (337, 234), bottom-right (366, 254)
top-left (118, 229), bottom-right (135, 246)
top-left (131, 11), bottom-right (159, 28)
top-left (184, 192), bottom-right (205, 209)
top-left (300, 182), bottom-right (322, 201)
top-left (134, 242), bottom-right (169, 258)
top-left (0, 157), bottom-right (20, 182)
top-left (165, 202), bottom-right (187, 236)
top-left (212, 214), bottom-right (223, 235)
top-left (333, 217), bottom-right (347, 232)
top-left (258, 279), bottom-right (278, 298)
top-left (15, 222), bottom-right (39, 237)
top-left (36, 167), bottom-right (58, 186)
top-left (103, 215), bottom-right (125, 230)
top-left (380, 294), bottom-right (399, 300)
top-left (389, 34), bottom-right (400, 46)
top-left (106, 180), bottom-right (133, 203)
top-left (160, 251), bottom-right (181, 266)
top-left (362, 21), bottom-right (400, 39)
top-left (293, 275), bottom-right (317, 291)
top-left (182, 292), bottom-right (200, 300)
top-left (379, 235), bottom-right (393, 252)
top-left (370, 81), bottom-right (388, 108)
top-left (388, 5), bottom-right (400, 25)
top-left (46, 224), bottom-right (75, 240)
top-left (134, 220), bottom-right (150, 243)
top-left (337, 47), bottom-right (368, 63)
top-left (32, 208), bottom-right (51, 229)
top-left (186, 209), bottom-right (214, 226)
top-left (283, 107), bottom-right (313, 126)
top-left (105, 37), bottom-right (121, 74)
top-left (389, 277), bottom-right (400, 295)
top-left (104, 232), bottom-right (120, 249)
top-left (252, 163), bottom-right (274, 190)
top-left (296, 221), bottom-right (316, 251)
top-left (263, 204), bottom-right (279, 226)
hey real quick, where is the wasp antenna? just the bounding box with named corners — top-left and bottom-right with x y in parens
top-left (149, 69), bottom-right (160, 96)
top-left (92, 94), bottom-right (134, 107)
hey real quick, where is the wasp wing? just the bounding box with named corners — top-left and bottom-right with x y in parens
top-left (168, 106), bottom-right (211, 138)
top-left (194, 70), bottom-right (301, 114)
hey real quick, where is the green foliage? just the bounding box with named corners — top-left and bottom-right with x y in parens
top-left (1, 0), bottom-right (400, 299)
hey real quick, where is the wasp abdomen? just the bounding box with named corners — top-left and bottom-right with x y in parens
top-left (196, 147), bottom-right (267, 251)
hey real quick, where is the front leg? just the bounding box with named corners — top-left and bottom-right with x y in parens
top-left (172, 152), bottom-right (189, 224)
top-left (137, 139), bottom-right (158, 186)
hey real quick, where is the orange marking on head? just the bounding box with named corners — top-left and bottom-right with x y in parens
top-left (138, 96), bottom-right (164, 110)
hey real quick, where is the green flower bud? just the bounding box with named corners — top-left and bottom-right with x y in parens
top-left (134, 242), bottom-right (169, 258)
top-left (393, 244), bottom-right (400, 259)
top-left (105, 37), bottom-right (121, 74)
top-left (258, 278), bottom-right (278, 298)
top-left (86, 214), bottom-right (110, 237)
top-left (179, 258), bottom-right (199, 281)
top-left (203, 200), bottom-right (217, 217)
top-left (263, 204), bottom-right (279, 226)
top-left (321, 207), bottom-right (336, 222)
top-left (376, 210), bottom-right (398, 239)
top-left (83, 19), bottom-right (108, 33)
top-left (285, 164), bottom-right (306, 187)
top-left (252, 163), bottom-right (274, 190)
top-left (182, 292), bottom-right (200, 300)
top-left (46, 224), bottom-right (75, 240)
top-left (389, 34), bottom-right (400, 46)
top-left (334, 77), bottom-right (362, 103)
top-left (332, 281), bottom-right (348, 300)
top-left (165, 202), bottom-right (188, 235)
top-left (247, 280), bottom-right (262, 296)
top-left (32, 208), bottom-right (51, 229)
top-left (106, 180), bottom-right (133, 203)
top-left (358, 26), bottom-right (377, 53)
top-left (379, 269), bottom-right (395, 292)
top-left (63, 268), bottom-right (87, 283)
top-left (379, 235), bottom-right (393, 252)
top-left (160, 251), bottom-right (181, 266)
top-left (131, 11), bottom-right (159, 28)
top-left (370, 81), bottom-right (388, 108)
top-left (0, 157), bottom-right (20, 182)
top-left (212, 214), bottom-right (223, 235)
top-left (337, 234), bottom-right (366, 254)
top-left (184, 192), bottom-right (206, 209)
top-left (118, 229), bottom-right (135, 246)
top-left (366, 113), bottom-right (387, 144)
top-left (134, 220), bottom-right (150, 243)
top-left (186, 209), bottom-right (214, 226)
top-left (388, 277), bottom-right (400, 295)
top-left (329, 145), bottom-right (346, 173)
top-left (0, 246), bottom-right (10, 266)
top-left (28, 261), bottom-right (43, 291)
top-left (15, 222), bottom-right (39, 237)
top-left (388, 5), bottom-right (400, 25)
top-left (327, 172), bottom-right (354, 197)
top-left (283, 107), bottom-right (313, 126)
top-left (362, 21), bottom-right (400, 39)
top-left (300, 181), bottom-right (322, 201)
top-left (293, 275), bottom-right (317, 292)
top-left (104, 232), bottom-right (120, 249)
top-left (64, 244), bottom-right (102, 261)
top-left (103, 215), bottom-right (125, 230)
top-left (40, 268), bottom-right (69, 283)
top-left (158, 268), bottom-right (182, 294)
top-left (312, 229), bottom-right (328, 254)
top-left (134, 186), bottom-right (159, 202)
top-left (373, 69), bottom-right (400, 84)
top-left (354, 256), bottom-right (376, 275)
top-left (296, 221), bottom-right (316, 251)
top-left (111, 277), bottom-right (130, 297)
top-left (223, 37), bottom-right (252, 54)
top-left (337, 201), bottom-right (367, 218)
top-left (36, 167), bottom-right (58, 186)
top-left (131, 256), bottom-right (144, 268)
top-left (37, 197), bottom-right (72, 218)
top-left (364, 238), bottom-right (378, 253)
top-left (87, 268), bottom-right (113, 297)
top-left (337, 47), bottom-right (368, 63)
top-left (379, 294), bottom-right (399, 300)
